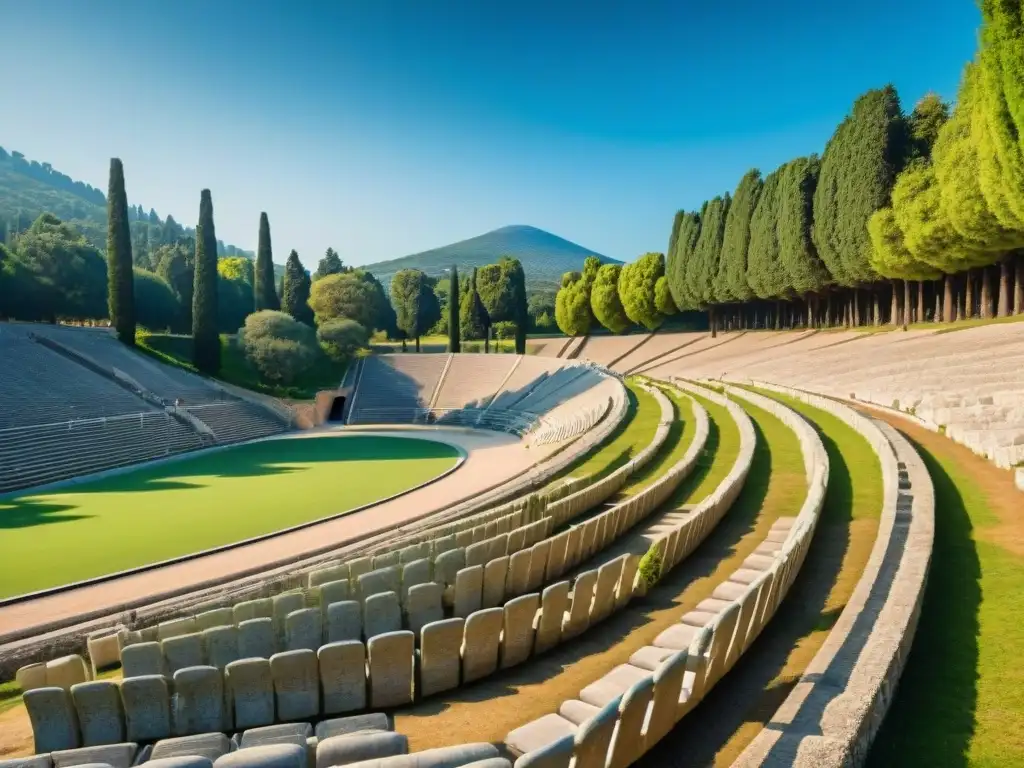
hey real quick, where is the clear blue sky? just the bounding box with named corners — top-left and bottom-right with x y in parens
top-left (0, 0), bottom-right (980, 266)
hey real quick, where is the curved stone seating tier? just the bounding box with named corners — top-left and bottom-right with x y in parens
top-left (4, 710), bottom-right (507, 768)
top-left (505, 380), bottom-right (828, 768)
top-left (725, 381), bottom-right (935, 766)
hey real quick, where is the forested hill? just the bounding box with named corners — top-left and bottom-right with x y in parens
top-left (0, 146), bottom-right (253, 270)
top-left (361, 224), bottom-right (621, 291)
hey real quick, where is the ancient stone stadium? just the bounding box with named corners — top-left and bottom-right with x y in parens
top-left (3, 315), bottom-right (1022, 768)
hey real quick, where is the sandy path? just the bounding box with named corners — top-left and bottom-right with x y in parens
top-left (0, 428), bottom-right (549, 638)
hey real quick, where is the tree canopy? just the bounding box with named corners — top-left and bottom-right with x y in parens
top-left (619, 252), bottom-right (670, 330)
top-left (254, 212), bottom-right (278, 311)
top-left (666, 211), bottom-right (702, 310)
top-left (391, 268), bottom-right (441, 349)
top-left (554, 255), bottom-right (600, 336)
top-left (688, 195), bottom-right (730, 306)
top-left (192, 190), bottom-right (220, 374)
top-left (106, 158), bottom-right (135, 344)
top-left (314, 247), bottom-right (346, 281)
top-left (282, 250), bottom-right (314, 326)
top-left (590, 263), bottom-right (630, 333)
top-left (716, 170), bottom-right (762, 302)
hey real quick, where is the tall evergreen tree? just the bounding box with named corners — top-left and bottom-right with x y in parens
top-left (716, 171), bottom-right (762, 303)
top-left (314, 247), bottom-right (344, 281)
top-left (459, 267), bottom-right (489, 342)
top-left (689, 195), bottom-right (730, 307)
top-left (619, 252), bottom-right (670, 330)
top-left (282, 250), bottom-right (314, 326)
top-left (777, 156), bottom-right (832, 296)
top-left (448, 265), bottom-right (460, 352)
top-left (254, 212), bottom-right (279, 310)
top-left (747, 168), bottom-right (789, 299)
top-left (812, 86), bottom-right (910, 286)
top-left (666, 211), bottom-right (702, 310)
top-left (106, 158), bottom-right (136, 344)
top-left (192, 190), bottom-right (220, 374)
top-left (590, 263), bottom-right (630, 333)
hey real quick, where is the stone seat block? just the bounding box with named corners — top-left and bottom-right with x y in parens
top-left (121, 676), bottom-right (172, 743)
top-left (557, 699), bottom-right (600, 726)
top-left (142, 758), bottom-right (213, 768)
top-left (578, 664), bottom-right (644, 708)
top-left (741, 554), bottom-right (776, 571)
top-left (627, 646), bottom-right (676, 671)
top-left (151, 735), bottom-right (231, 762)
top-left (213, 745), bottom-right (305, 768)
top-left (506, 736), bottom-right (573, 768)
top-left (16, 663), bottom-right (48, 693)
top-left (506, 714), bottom-right (576, 758)
top-left (51, 744), bottom-right (137, 768)
top-left (729, 568), bottom-right (763, 585)
top-left (314, 733), bottom-right (408, 768)
top-left (314, 714), bottom-right (390, 742)
top-left (653, 623), bottom-right (700, 650)
top-left (695, 598), bottom-right (733, 614)
top-left (332, 743), bottom-right (500, 768)
top-left (0, 757), bottom-right (52, 768)
top-left (46, 657), bottom-right (91, 691)
top-left (770, 517), bottom-right (796, 531)
top-left (70, 681), bottom-right (125, 747)
top-left (711, 582), bottom-right (747, 601)
top-left (238, 724), bottom-right (313, 751)
top-left (25, 687), bottom-right (80, 754)
top-left (764, 529), bottom-right (789, 543)
top-left (121, 643), bottom-right (165, 679)
top-left (754, 541), bottom-right (784, 556)
top-left (679, 610), bottom-right (716, 628)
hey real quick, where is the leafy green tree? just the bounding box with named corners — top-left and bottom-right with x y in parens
top-left (460, 267), bottom-right (489, 341)
top-left (133, 267), bottom-right (179, 331)
top-left (590, 263), bottom-right (630, 333)
top-left (619, 252), bottom-right (669, 330)
top-left (812, 86), bottom-right (910, 286)
top-left (155, 241), bottom-right (194, 332)
top-left (314, 247), bottom-right (345, 281)
top-left (477, 256), bottom-right (528, 352)
top-left (747, 169), bottom-right (789, 299)
top-left (192, 189), bottom-right (220, 374)
top-left (554, 256), bottom-right (600, 336)
top-left (14, 213), bottom-right (107, 321)
top-left (317, 317), bottom-right (369, 361)
top-left (391, 268), bottom-right (440, 351)
top-left (282, 250), bottom-right (314, 326)
top-left (308, 271), bottom-right (378, 328)
top-left (777, 156), bottom-right (832, 296)
top-left (666, 210), bottom-right (702, 310)
top-left (716, 171), bottom-right (762, 302)
top-left (106, 158), bottom-right (135, 344)
top-left (238, 310), bottom-right (318, 384)
top-left (654, 275), bottom-right (677, 317)
top-left (908, 93), bottom-right (951, 160)
top-left (448, 265), bottom-right (460, 352)
top-left (254, 212), bottom-right (279, 311)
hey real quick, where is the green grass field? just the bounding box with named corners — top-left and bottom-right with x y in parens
top-left (0, 434), bottom-right (460, 599)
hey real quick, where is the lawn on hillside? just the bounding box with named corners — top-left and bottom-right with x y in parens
top-left (0, 434), bottom-right (460, 599)
top-left (554, 380), bottom-right (661, 484)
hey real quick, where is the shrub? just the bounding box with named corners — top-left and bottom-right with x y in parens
top-left (317, 317), bottom-right (370, 362)
top-left (637, 546), bottom-right (664, 589)
top-left (492, 320), bottom-right (517, 341)
top-left (238, 310), bottom-right (318, 383)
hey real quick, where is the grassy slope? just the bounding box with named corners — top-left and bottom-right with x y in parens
top-left (617, 388), bottom-right (696, 496)
top-left (395, 398), bottom-right (805, 752)
top-left (137, 331), bottom-right (347, 400)
top-left (865, 416), bottom-right (1024, 768)
top-left (553, 380), bottom-right (660, 484)
top-left (0, 435), bottom-right (458, 598)
top-left (648, 389), bottom-right (884, 765)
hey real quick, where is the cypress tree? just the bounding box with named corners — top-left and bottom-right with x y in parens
top-left (689, 195), bottom-right (730, 307)
top-left (459, 267), bottom-right (489, 341)
top-left (282, 250), bottom-right (314, 326)
top-left (448, 264), bottom-right (460, 352)
top-left (590, 263), bottom-right (630, 333)
top-left (554, 256), bottom-right (600, 337)
top-left (254, 212), bottom-right (279, 310)
top-left (777, 156), bottom-right (832, 296)
top-left (812, 86), bottom-right (910, 286)
top-left (106, 158), bottom-right (136, 344)
top-left (716, 170), bottom-right (762, 303)
top-left (747, 168), bottom-right (790, 300)
top-left (666, 211), bottom-right (702, 310)
top-left (192, 190), bottom-right (220, 374)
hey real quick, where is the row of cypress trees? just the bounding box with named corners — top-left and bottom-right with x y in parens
top-left (106, 161), bottom-right (315, 375)
top-left (662, 6), bottom-right (1024, 334)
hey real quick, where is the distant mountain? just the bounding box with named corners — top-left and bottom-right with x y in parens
top-left (360, 225), bottom-right (621, 290)
top-left (0, 146), bottom-right (254, 268)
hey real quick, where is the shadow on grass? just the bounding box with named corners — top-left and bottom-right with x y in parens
top-left (2, 435), bottom-right (461, 520)
top-left (0, 498), bottom-right (91, 530)
top-left (865, 435), bottom-right (979, 767)
top-left (393, 413), bottom-right (774, 734)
